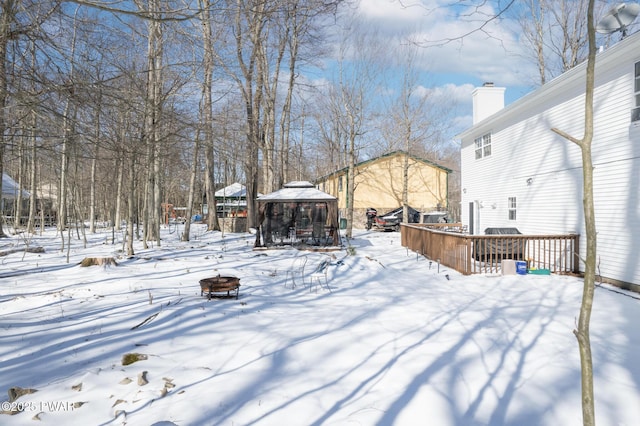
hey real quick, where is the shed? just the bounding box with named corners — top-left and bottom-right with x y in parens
top-left (214, 182), bottom-right (255, 218)
top-left (314, 151), bottom-right (451, 224)
top-left (256, 181), bottom-right (340, 248)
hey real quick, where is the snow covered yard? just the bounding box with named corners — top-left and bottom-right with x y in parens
top-left (1, 225), bottom-right (639, 425)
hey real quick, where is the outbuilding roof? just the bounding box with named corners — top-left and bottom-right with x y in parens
top-left (215, 182), bottom-right (248, 198)
top-left (2, 173), bottom-right (30, 199)
top-left (314, 150), bottom-right (452, 183)
top-left (257, 181), bottom-right (337, 202)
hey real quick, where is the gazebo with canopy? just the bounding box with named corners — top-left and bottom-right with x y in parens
top-left (1, 173), bottom-right (30, 215)
top-left (255, 181), bottom-right (340, 248)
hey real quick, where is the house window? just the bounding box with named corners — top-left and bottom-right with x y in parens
top-left (633, 61), bottom-right (640, 122)
top-left (508, 197), bottom-right (517, 220)
top-left (474, 133), bottom-right (492, 159)
top-left (338, 176), bottom-right (343, 192)
top-left (635, 61), bottom-right (640, 106)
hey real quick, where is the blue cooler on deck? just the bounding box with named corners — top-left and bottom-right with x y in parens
top-left (515, 261), bottom-right (527, 275)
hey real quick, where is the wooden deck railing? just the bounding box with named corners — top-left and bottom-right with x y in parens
top-left (401, 224), bottom-right (580, 275)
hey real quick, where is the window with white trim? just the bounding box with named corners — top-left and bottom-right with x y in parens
top-left (474, 133), bottom-right (492, 159)
top-left (633, 61), bottom-right (640, 122)
top-left (508, 197), bottom-right (517, 220)
top-left (338, 175), bottom-right (343, 192)
top-left (635, 61), bottom-right (640, 106)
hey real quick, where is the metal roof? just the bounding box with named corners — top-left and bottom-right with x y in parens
top-left (2, 173), bottom-right (30, 199)
top-left (257, 181), bottom-right (337, 202)
top-left (215, 182), bottom-right (248, 198)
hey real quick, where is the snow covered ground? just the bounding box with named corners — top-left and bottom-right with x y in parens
top-left (1, 225), bottom-right (639, 426)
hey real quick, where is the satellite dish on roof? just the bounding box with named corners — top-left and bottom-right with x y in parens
top-left (596, 2), bottom-right (640, 38)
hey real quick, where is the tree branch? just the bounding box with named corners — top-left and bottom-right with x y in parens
top-left (65, 0), bottom-right (201, 22)
top-left (551, 126), bottom-right (583, 147)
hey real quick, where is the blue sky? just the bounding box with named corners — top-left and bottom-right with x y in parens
top-left (346, 0), bottom-right (541, 133)
top-left (345, 0), bottom-right (640, 139)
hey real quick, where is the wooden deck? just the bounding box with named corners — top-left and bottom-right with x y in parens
top-left (401, 224), bottom-right (580, 275)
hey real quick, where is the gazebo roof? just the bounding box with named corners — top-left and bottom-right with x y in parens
top-left (2, 173), bottom-right (30, 199)
top-left (257, 181), bottom-right (336, 203)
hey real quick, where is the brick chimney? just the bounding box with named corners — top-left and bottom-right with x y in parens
top-left (472, 82), bottom-right (505, 124)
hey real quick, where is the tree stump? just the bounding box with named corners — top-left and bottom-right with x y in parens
top-left (80, 257), bottom-right (118, 267)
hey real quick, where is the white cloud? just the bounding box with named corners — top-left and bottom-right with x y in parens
top-left (421, 82), bottom-right (475, 136)
top-left (357, 0), bottom-right (433, 23)
top-left (354, 0), bottom-right (537, 88)
top-left (421, 82), bottom-right (475, 104)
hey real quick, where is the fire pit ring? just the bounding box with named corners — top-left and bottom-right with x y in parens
top-left (199, 276), bottom-right (240, 300)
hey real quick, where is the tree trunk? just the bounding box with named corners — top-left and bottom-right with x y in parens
top-left (199, 0), bottom-right (219, 232)
top-left (182, 134), bottom-right (199, 242)
top-left (143, 143), bottom-right (152, 249)
top-left (345, 128), bottom-right (355, 239)
top-left (89, 91), bottom-right (102, 234)
top-left (137, 0), bottom-right (164, 246)
top-left (115, 154), bottom-right (123, 230)
top-left (27, 110), bottom-right (38, 233)
top-left (551, 1), bottom-right (597, 424)
top-left (126, 154), bottom-right (136, 257)
top-left (575, 146), bottom-right (596, 426)
top-left (89, 149), bottom-right (97, 233)
top-left (402, 149), bottom-right (409, 223)
top-left (58, 100), bottom-right (75, 235)
top-left (203, 139), bottom-right (219, 230)
top-left (13, 134), bottom-right (25, 230)
top-left (0, 0), bottom-right (13, 238)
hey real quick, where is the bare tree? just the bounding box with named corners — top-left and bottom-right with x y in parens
top-left (198, 0), bottom-right (221, 233)
top-left (181, 129), bottom-right (200, 241)
top-left (551, 0), bottom-right (597, 423)
top-left (0, 1), bottom-right (59, 238)
top-left (219, 0), bottom-right (268, 231)
top-left (332, 19), bottom-right (382, 238)
top-left (310, 85), bottom-right (347, 176)
top-left (0, 1), bottom-right (20, 237)
top-left (520, 0), bottom-right (548, 84)
top-left (277, 2), bottom-right (301, 188)
top-left (278, 0), bottom-right (339, 186)
top-left (26, 43), bottom-right (39, 234)
top-left (516, 0), bottom-right (590, 84)
top-left (257, 7), bottom-right (286, 195)
top-left (212, 0), bottom-right (343, 234)
top-left (133, 0), bottom-right (165, 248)
top-left (381, 41), bottom-right (432, 223)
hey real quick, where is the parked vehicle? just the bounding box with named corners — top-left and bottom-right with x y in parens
top-left (382, 206), bottom-right (422, 224)
top-left (366, 208), bottom-right (401, 231)
top-left (366, 206), bottom-right (449, 231)
top-left (419, 211), bottom-right (449, 224)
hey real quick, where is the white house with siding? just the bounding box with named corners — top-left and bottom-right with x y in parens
top-left (457, 31), bottom-right (640, 290)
